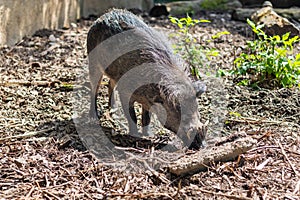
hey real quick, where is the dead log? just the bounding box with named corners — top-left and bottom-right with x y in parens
top-left (168, 135), bottom-right (257, 176)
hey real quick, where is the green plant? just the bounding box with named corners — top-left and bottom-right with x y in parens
top-left (232, 19), bottom-right (300, 88)
top-left (169, 15), bottom-right (229, 79)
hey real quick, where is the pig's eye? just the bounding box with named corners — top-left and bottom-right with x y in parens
top-left (154, 96), bottom-right (163, 104)
top-left (176, 104), bottom-right (181, 111)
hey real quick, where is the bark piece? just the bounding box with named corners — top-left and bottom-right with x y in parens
top-left (169, 136), bottom-right (257, 176)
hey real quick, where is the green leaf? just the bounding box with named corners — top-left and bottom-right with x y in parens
top-left (211, 31), bottom-right (230, 39)
top-left (206, 50), bottom-right (219, 57)
top-left (288, 35), bottom-right (299, 44)
top-left (237, 79), bottom-right (249, 86)
top-left (169, 16), bottom-right (178, 24)
top-left (217, 69), bottom-right (226, 77)
top-left (272, 35), bottom-right (280, 42)
top-left (246, 19), bottom-right (255, 28)
top-left (282, 32), bottom-right (290, 41)
top-left (177, 22), bottom-right (183, 29)
top-left (199, 19), bottom-right (211, 23)
top-left (179, 18), bottom-right (187, 24)
top-left (229, 111), bottom-right (242, 117)
top-left (293, 61), bottom-right (300, 67)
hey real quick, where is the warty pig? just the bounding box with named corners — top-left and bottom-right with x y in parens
top-left (87, 9), bottom-right (207, 150)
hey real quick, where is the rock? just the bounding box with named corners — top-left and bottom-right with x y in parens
top-left (251, 1), bottom-right (300, 37)
top-left (149, 0), bottom-right (242, 17)
top-left (149, 4), bottom-right (169, 17)
top-left (239, 0), bottom-right (300, 8)
top-left (232, 7), bottom-right (300, 23)
top-left (49, 35), bottom-right (57, 43)
top-left (225, 0), bottom-right (243, 10)
top-left (70, 23), bottom-right (78, 28)
top-left (201, 0), bottom-right (242, 10)
top-left (232, 8), bottom-right (257, 21)
top-left (81, 0), bottom-right (154, 17)
top-left (166, 0), bottom-right (204, 16)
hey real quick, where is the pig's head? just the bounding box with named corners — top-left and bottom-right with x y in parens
top-left (155, 80), bottom-right (207, 150)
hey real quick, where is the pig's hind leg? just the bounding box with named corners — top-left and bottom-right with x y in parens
top-left (89, 58), bottom-right (103, 119)
top-left (119, 94), bottom-right (138, 135)
top-left (89, 79), bottom-right (101, 119)
top-left (108, 79), bottom-right (117, 110)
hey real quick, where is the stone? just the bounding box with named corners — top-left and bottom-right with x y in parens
top-left (81, 0), bottom-right (154, 17)
top-left (167, 1), bottom-right (203, 16)
top-left (239, 0), bottom-right (300, 8)
top-left (49, 35), bottom-right (57, 43)
top-left (251, 1), bottom-right (300, 37)
top-left (232, 7), bottom-right (300, 23)
top-left (149, 4), bottom-right (169, 17)
top-left (225, 0), bottom-right (243, 10)
top-left (149, 0), bottom-right (242, 17)
top-left (200, 0), bottom-right (242, 10)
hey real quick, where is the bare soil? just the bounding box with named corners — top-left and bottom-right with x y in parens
top-left (0, 11), bottom-right (299, 199)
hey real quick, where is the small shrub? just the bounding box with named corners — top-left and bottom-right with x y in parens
top-left (232, 19), bottom-right (300, 88)
top-left (169, 15), bottom-right (229, 79)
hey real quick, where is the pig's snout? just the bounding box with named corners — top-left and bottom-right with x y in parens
top-left (181, 126), bottom-right (207, 150)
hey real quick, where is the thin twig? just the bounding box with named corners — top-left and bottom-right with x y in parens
top-left (199, 188), bottom-right (252, 200)
top-left (277, 140), bottom-right (299, 176)
top-left (293, 180), bottom-right (300, 194)
top-left (0, 80), bottom-right (90, 90)
top-left (248, 145), bottom-right (300, 156)
top-left (0, 127), bottom-right (54, 141)
top-left (228, 117), bottom-right (300, 127)
top-left (109, 192), bottom-right (174, 199)
top-left (42, 190), bottom-right (61, 200)
top-left (25, 186), bottom-right (35, 200)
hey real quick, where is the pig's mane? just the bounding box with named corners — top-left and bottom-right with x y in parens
top-left (129, 28), bottom-right (195, 106)
top-left (135, 27), bottom-right (196, 104)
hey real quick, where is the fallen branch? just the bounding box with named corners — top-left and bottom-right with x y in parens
top-left (0, 127), bottom-right (54, 141)
top-left (0, 80), bottom-right (90, 90)
top-left (168, 136), bottom-right (257, 176)
top-left (0, 80), bottom-right (58, 87)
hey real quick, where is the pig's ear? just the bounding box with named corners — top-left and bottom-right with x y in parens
top-left (193, 81), bottom-right (206, 97)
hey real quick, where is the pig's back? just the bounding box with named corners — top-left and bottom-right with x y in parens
top-left (87, 9), bottom-right (149, 54)
top-left (87, 8), bottom-right (188, 83)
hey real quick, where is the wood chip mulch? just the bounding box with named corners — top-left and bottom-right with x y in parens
top-left (0, 12), bottom-right (299, 199)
